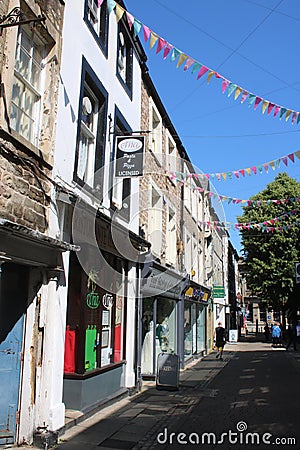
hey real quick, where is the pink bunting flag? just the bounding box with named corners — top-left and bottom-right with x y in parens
top-left (288, 153), bottom-right (295, 163)
top-left (254, 97), bottom-right (262, 110)
top-left (98, 0), bottom-right (104, 6)
top-left (239, 169), bottom-right (245, 177)
top-left (197, 65), bottom-right (208, 80)
top-left (267, 103), bottom-right (275, 114)
top-left (233, 171), bottom-right (239, 178)
top-left (126, 12), bottom-right (134, 29)
top-left (291, 112), bottom-right (298, 124)
top-left (184, 58), bottom-right (195, 71)
top-left (143, 24), bottom-right (151, 42)
top-left (274, 106), bottom-right (281, 117)
top-left (251, 166), bottom-right (257, 175)
top-left (241, 91), bottom-right (249, 103)
top-left (156, 38), bottom-right (166, 54)
top-left (163, 43), bottom-right (173, 60)
top-left (222, 79), bottom-right (229, 94)
top-left (263, 163), bottom-right (269, 173)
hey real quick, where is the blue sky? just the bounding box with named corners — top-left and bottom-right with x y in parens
top-left (124, 0), bottom-right (300, 253)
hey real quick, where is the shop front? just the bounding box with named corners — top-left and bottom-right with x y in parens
top-left (63, 208), bottom-right (149, 413)
top-left (140, 263), bottom-right (188, 378)
top-left (183, 283), bottom-right (211, 363)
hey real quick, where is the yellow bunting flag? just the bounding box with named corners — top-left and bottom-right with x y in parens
top-left (177, 53), bottom-right (188, 68)
top-left (269, 161), bottom-right (276, 170)
top-left (115, 4), bottom-right (125, 22)
top-left (221, 172), bottom-right (227, 180)
top-left (262, 100), bottom-right (268, 114)
top-left (149, 32), bottom-right (159, 49)
top-left (245, 168), bottom-right (251, 176)
top-left (207, 70), bottom-right (214, 83)
top-left (285, 110), bottom-right (292, 122)
top-left (234, 86), bottom-right (242, 101)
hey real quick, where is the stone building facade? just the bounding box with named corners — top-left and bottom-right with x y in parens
top-left (0, 0), bottom-right (68, 445)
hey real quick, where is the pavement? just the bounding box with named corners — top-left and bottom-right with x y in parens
top-left (6, 335), bottom-right (300, 450)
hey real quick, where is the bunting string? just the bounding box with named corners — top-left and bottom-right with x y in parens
top-left (167, 149), bottom-right (300, 181)
top-left (170, 175), bottom-right (300, 206)
top-left (103, 1), bottom-right (300, 124)
top-left (200, 209), bottom-right (299, 232)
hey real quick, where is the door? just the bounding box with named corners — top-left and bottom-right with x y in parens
top-left (0, 263), bottom-right (28, 445)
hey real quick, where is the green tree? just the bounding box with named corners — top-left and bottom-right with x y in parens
top-left (237, 172), bottom-right (300, 311)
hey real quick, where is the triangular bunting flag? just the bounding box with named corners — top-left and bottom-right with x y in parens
top-left (184, 58), bottom-right (195, 71)
top-left (269, 161), bottom-right (276, 170)
top-left (197, 65), bottom-right (208, 80)
top-left (279, 107), bottom-right (287, 120)
top-left (163, 43), bottom-right (173, 60)
top-left (156, 37), bottom-right (166, 54)
top-left (115, 4), bottom-right (124, 22)
top-left (263, 163), bottom-right (269, 173)
top-left (222, 79), bottom-right (229, 94)
top-left (291, 112), bottom-right (298, 124)
top-left (288, 153), bottom-right (295, 163)
top-left (126, 11), bottom-right (134, 29)
top-left (254, 97), bottom-right (262, 110)
top-left (248, 94), bottom-right (256, 107)
top-left (274, 106), bottom-right (281, 117)
top-left (262, 100), bottom-right (268, 114)
top-left (143, 24), bottom-right (151, 42)
top-left (295, 150), bottom-right (300, 159)
top-left (234, 86), bottom-right (242, 100)
top-left (98, 0), bottom-right (104, 6)
top-left (177, 53), bottom-right (188, 68)
top-left (107, 0), bottom-right (116, 14)
top-left (241, 91), bottom-right (249, 103)
top-left (245, 168), bottom-right (251, 176)
top-left (251, 166), bottom-right (257, 174)
top-left (133, 19), bottom-right (142, 37)
top-left (267, 103), bottom-right (275, 114)
top-left (207, 70), bottom-right (215, 83)
top-left (149, 32), bottom-right (159, 49)
top-left (281, 157), bottom-right (288, 166)
top-left (239, 169), bottom-right (245, 177)
top-left (285, 110), bottom-right (292, 122)
top-left (170, 47), bottom-right (181, 62)
top-left (221, 173), bottom-right (227, 180)
top-left (227, 83), bottom-right (236, 97)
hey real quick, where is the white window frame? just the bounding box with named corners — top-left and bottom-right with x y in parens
top-left (10, 27), bottom-right (45, 147)
top-left (148, 182), bottom-right (163, 257)
top-left (77, 83), bottom-right (99, 187)
top-left (166, 131), bottom-right (177, 178)
top-left (165, 204), bottom-right (177, 266)
top-left (149, 99), bottom-right (162, 163)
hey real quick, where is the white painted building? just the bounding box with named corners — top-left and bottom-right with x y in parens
top-left (48, 0), bottom-right (148, 424)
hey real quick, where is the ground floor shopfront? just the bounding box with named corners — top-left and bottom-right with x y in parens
top-left (140, 263), bottom-right (210, 376)
top-left (62, 206), bottom-right (149, 414)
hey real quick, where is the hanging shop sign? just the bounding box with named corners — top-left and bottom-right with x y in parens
top-left (185, 287), bottom-right (210, 303)
top-left (115, 135), bottom-right (145, 178)
top-left (213, 285), bottom-right (225, 298)
top-left (86, 291), bottom-right (100, 309)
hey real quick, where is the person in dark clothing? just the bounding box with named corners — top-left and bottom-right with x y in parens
top-left (264, 323), bottom-right (270, 341)
top-left (214, 322), bottom-right (226, 360)
top-left (286, 323), bottom-right (297, 351)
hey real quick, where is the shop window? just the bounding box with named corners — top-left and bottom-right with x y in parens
top-left (10, 26), bottom-right (45, 147)
top-left (64, 252), bottom-right (126, 374)
top-left (117, 23), bottom-right (133, 95)
top-left (74, 59), bottom-right (107, 190)
top-left (85, 0), bottom-right (108, 52)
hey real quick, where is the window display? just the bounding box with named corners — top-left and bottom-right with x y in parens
top-left (64, 252), bottom-right (126, 374)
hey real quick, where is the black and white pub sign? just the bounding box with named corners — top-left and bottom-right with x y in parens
top-left (115, 135), bottom-right (145, 178)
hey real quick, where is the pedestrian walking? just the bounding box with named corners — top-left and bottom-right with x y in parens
top-left (272, 322), bottom-right (281, 347)
top-left (286, 323), bottom-right (297, 351)
top-left (264, 323), bottom-right (270, 341)
top-left (214, 322), bottom-right (226, 360)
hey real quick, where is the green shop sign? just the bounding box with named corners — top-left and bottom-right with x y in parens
top-left (213, 286), bottom-right (225, 298)
top-left (86, 291), bottom-right (100, 309)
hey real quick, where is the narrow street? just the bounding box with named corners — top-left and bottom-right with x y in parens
top-left (44, 336), bottom-right (300, 450)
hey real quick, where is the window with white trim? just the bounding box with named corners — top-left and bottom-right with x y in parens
top-left (75, 61), bottom-right (107, 190)
top-left (149, 184), bottom-right (162, 257)
top-left (85, 0), bottom-right (108, 49)
top-left (149, 101), bottom-right (162, 161)
top-left (166, 132), bottom-right (177, 175)
top-left (10, 27), bottom-right (44, 146)
top-left (166, 205), bottom-right (176, 266)
top-left (117, 23), bottom-right (133, 93)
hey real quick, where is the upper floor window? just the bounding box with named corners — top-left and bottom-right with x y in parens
top-left (117, 23), bottom-right (133, 94)
top-left (10, 27), bottom-right (44, 147)
top-left (166, 131), bottom-right (177, 177)
top-left (85, 0), bottom-right (108, 51)
top-left (74, 60), bottom-right (107, 190)
top-left (149, 100), bottom-right (162, 162)
top-left (166, 205), bottom-right (177, 266)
